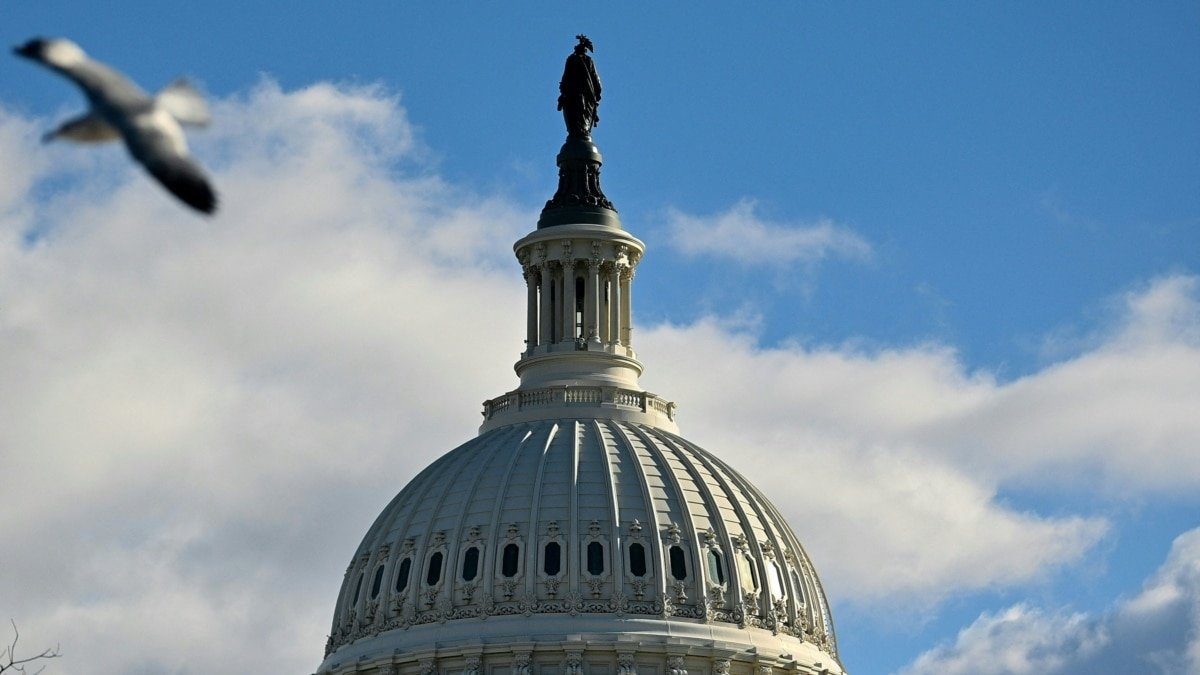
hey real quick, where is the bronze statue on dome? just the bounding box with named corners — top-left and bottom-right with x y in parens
top-left (558, 35), bottom-right (602, 139)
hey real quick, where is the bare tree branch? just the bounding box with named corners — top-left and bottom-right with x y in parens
top-left (1, 621), bottom-right (60, 675)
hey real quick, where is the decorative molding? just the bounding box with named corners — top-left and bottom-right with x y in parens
top-left (511, 650), bottom-right (532, 675)
top-left (564, 651), bottom-right (584, 675)
top-left (617, 651), bottom-right (637, 675)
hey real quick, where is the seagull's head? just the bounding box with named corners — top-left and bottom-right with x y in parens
top-left (14, 37), bottom-right (87, 68)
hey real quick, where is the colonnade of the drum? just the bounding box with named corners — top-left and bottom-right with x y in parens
top-left (522, 260), bottom-right (633, 352)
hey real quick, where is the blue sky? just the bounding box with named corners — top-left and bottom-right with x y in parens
top-left (1, 3), bottom-right (1197, 674)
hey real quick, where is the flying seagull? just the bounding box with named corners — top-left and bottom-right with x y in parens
top-left (14, 37), bottom-right (218, 214)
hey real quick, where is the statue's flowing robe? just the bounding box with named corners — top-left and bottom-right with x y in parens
top-left (558, 52), bottom-right (602, 138)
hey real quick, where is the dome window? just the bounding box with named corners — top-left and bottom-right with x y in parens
top-left (502, 543), bottom-right (520, 577)
top-left (669, 545), bottom-right (688, 581)
top-left (544, 541), bottom-right (562, 576)
top-left (394, 557), bottom-right (412, 593)
top-left (426, 552), bottom-right (444, 586)
top-left (462, 547), bottom-right (480, 582)
top-left (629, 543), bottom-right (647, 577)
top-left (707, 549), bottom-right (725, 584)
top-left (767, 560), bottom-right (785, 599)
top-left (370, 564), bottom-right (385, 599)
top-left (738, 554), bottom-right (759, 591)
top-left (791, 569), bottom-right (807, 605)
top-left (351, 571), bottom-right (364, 606)
top-left (587, 541), bottom-right (605, 575)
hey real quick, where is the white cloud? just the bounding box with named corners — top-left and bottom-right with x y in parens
top-left (917, 274), bottom-right (1200, 494)
top-left (635, 273), bottom-right (1200, 605)
top-left (0, 80), bottom-right (529, 674)
top-left (899, 527), bottom-right (1200, 675)
top-left (637, 321), bottom-right (1109, 605)
top-left (664, 199), bottom-right (872, 266)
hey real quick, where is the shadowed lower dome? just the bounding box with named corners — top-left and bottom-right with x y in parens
top-left (319, 418), bottom-right (841, 675)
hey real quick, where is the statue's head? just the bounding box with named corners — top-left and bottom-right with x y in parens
top-left (574, 34), bottom-right (594, 54)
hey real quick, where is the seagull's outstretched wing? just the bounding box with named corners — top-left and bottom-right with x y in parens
top-left (126, 109), bottom-right (217, 214)
top-left (43, 111), bottom-right (121, 143)
top-left (143, 154), bottom-right (218, 214)
top-left (156, 79), bottom-right (211, 127)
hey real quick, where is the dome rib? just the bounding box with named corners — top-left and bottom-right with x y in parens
top-left (623, 422), bottom-right (706, 612)
top-left (446, 425), bottom-right (526, 612)
top-left (482, 424), bottom-right (542, 607)
top-left (589, 420), bottom-right (624, 593)
top-left (524, 420), bottom-right (560, 600)
top-left (668, 429), bottom-right (838, 653)
top-left (645, 427), bottom-right (740, 614)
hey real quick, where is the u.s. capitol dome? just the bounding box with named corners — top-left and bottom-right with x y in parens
top-left (316, 38), bottom-right (846, 675)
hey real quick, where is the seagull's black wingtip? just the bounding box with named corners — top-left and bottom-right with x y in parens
top-left (152, 166), bottom-right (218, 215)
top-left (182, 183), bottom-right (219, 215)
top-left (13, 39), bottom-right (45, 60)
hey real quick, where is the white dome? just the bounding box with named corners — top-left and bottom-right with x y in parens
top-left (317, 43), bottom-right (846, 673)
top-left (318, 416), bottom-right (843, 675)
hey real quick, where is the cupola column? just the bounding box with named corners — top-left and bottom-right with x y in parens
top-left (599, 265), bottom-right (611, 344)
top-left (621, 268), bottom-right (634, 349)
top-left (539, 261), bottom-right (554, 347)
top-left (608, 264), bottom-right (622, 347)
top-left (525, 267), bottom-right (539, 352)
top-left (561, 259), bottom-right (576, 343)
top-left (586, 258), bottom-right (602, 343)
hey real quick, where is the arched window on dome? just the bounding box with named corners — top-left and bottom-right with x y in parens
top-left (738, 553), bottom-right (759, 592)
top-left (502, 543), bottom-right (520, 577)
top-left (394, 557), bottom-right (412, 593)
top-left (791, 568), bottom-right (807, 606)
top-left (543, 541), bottom-right (561, 576)
top-left (766, 559), bottom-right (785, 599)
top-left (587, 541), bottom-right (604, 575)
top-left (628, 543), bottom-right (647, 577)
top-left (669, 545), bottom-right (688, 581)
top-left (350, 571), bottom-right (364, 608)
top-left (370, 564), bottom-right (385, 599)
top-left (707, 549), bottom-right (725, 585)
top-left (462, 546), bottom-right (480, 582)
top-left (426, 551), bottom-right (444, 586)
